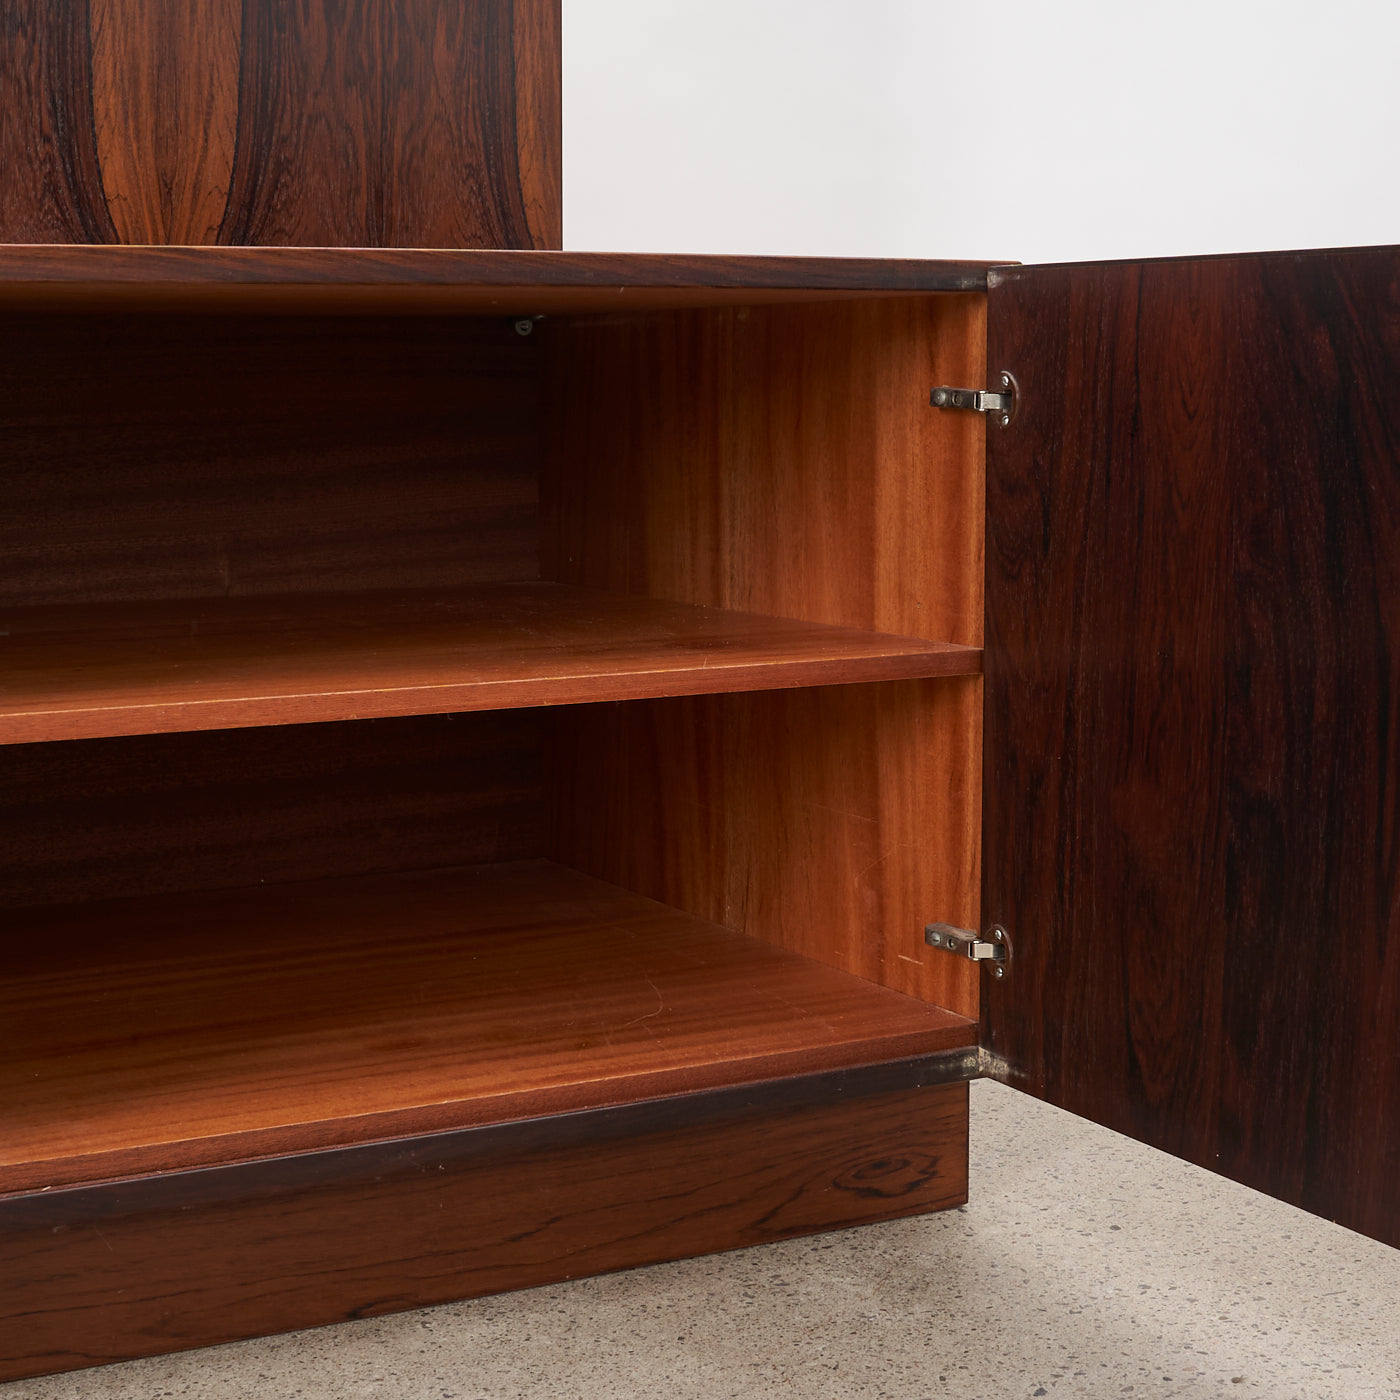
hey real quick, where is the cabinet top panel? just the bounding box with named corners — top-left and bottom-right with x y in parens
top-left (0, 246), bottom-right (995, 314)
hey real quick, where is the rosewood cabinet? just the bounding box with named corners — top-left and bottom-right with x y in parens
top-left (2, 2), bottom-right (1397, 1385)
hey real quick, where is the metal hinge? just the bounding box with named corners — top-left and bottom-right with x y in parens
top-left (929, 371), bottom-right (1018, 427)
top-left (924, 922), bottom-right (1011, 979)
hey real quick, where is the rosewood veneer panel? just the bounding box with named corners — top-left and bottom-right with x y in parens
top-left (0, 0), bottom-right (118, 243)
top-left (0, 0), bottom-right (561, 247)
top-left (0, 860), bottom-right (975, 1192)
top-left (984, 246), bottom-right (1400, 1247)
top-left (0, 1071), bottom-right (969, 1383)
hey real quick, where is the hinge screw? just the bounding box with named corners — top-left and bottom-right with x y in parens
top-left (513, 318), bottom-right (535, 336)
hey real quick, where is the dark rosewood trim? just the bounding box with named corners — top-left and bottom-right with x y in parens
top-left (1, 1051), bottom-right (979, 1215)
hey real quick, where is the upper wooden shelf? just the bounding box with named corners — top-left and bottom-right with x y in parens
top-left (0, 859), bottom-right (976, 1193)
top-left (0, 582), bottom-right (981, 745)
top-left (0, 246), bottom-right (997, 314)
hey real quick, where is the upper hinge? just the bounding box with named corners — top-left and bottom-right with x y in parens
top-left (924, 922), bottom-right (1011, 979)
top-left (929, 371), bottom-right (1018, 427)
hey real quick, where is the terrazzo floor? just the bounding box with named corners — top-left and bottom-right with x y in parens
top-left (6, 1079), bottom-right (1397, 1400)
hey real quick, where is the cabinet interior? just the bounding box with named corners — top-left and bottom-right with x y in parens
top-left (1, 289), bottom-right (986, 1193)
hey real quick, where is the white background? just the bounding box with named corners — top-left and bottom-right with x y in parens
top-left (563, 0), bottom-right (1400, 264)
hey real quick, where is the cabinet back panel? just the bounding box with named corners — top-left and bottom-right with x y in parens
top-left (0, 712), bottom-right (545, 909)
top-left (1, 314), bottom-right (540, 607)
top-left (543, 295), bottom-right (985, 647)
top-left (553, 681), bottom-right (982, 1020)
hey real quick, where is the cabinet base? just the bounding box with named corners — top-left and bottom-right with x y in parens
top-left (0, 1058), bottom-right (971, 1382)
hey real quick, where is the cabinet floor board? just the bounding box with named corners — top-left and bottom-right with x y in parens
top-left (0, 859), bottom-right (976, 1194)
top-left (0, 582), bottom-right (981, 744)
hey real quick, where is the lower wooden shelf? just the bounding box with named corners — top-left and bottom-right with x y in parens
top-left (0, 861), bottom-right (975, 1381)
top-left (1, 859), bottom-right (975, 1194)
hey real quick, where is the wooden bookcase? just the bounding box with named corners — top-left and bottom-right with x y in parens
top-left (5, 2), bottom-right (1399, 1384)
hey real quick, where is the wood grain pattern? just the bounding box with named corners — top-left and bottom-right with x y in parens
top-left (90, 0), bottom-right (241, 244)
top-left (0, 0), bottom-right (561, 247)
top-left (0, 860), bottom-right (975, 1192)
top-left (0, 245), bottom-right (995, 315)
top-left (1, 313), bottom-right (539, 608)
top-left (377, 0), bottom-right (559, 248)
top-left (1, 583), bottom-right (981, 744)
top-left (0, 712), bottom-right (546, 908)
top-left (217, 0), bottom-right (384, 245)
top-left (0, 0), bottom-right (118, 242)
top-left (983, 245), bottom-right (1400, 1247)
top-left (512, 0), bottom-right (561, 249)
top-left (0, 1071), bottom-right (969, 1382)
top-left (546, 297), bottom-right (986, 1016)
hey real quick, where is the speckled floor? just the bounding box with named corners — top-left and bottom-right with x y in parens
top-left (6, 1079), bottom-right (1397, 1400)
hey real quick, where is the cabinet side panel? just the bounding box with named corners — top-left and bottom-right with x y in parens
top-left (542, 296), bottom-right (985, 647)
top-left (0, 713), bottom-right (546, 908)
top-left (0, 1077), bottom-right (968, 1383)
top-left (554, 682), bottom-right (981, 1019)
top-left (0, 314), bottom-right (540, 607)
top-left (0, 0), bottom-right (561, 247)
top-left (544, 296), bottom-right (985, 1017)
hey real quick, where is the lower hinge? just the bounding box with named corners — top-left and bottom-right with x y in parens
top-left (924, 922), bottom-right (1011, 979)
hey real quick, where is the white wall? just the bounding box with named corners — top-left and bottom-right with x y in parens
top-left (563, 0), bottom-right (1400, 263)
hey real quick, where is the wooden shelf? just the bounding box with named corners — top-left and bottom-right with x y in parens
top-left (0, 582), bottom-right (982, 744)
top-left (0, 246), bottom-right (995, 314)
top-left (0, 860), bottom-right (976, 1194)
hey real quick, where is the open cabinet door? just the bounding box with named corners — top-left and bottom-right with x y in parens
top-left (982, 246), bottom-right (1400, 1247)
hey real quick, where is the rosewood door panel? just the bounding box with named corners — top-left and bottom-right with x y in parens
top-left (984, 246), bottom-right (1400, 1246)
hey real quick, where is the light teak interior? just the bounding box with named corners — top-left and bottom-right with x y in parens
top-left (0, 292), bottom-right (986, 1184)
